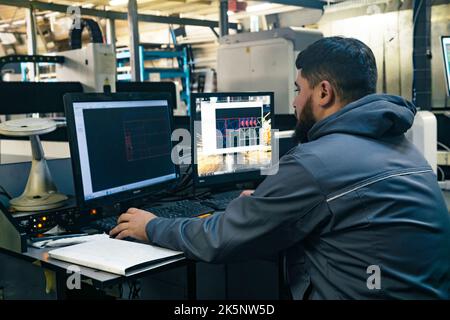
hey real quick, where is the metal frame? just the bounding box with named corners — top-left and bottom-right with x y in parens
top-left (106, 19), bottom-right (116, 53)
top-left (1, 245), bottom-right (196, 299)
top-left (116, 45), bottom-right (192, 112)
top-left (25, 8), bottom-right (37, 80)
top-left (412, 0), bottom-right (432, 110)
top-left (128, 0), bottom-right (141, 82)
top-left (219, 0), bottom-right (229, 37)
top-left (0, 0), bottom-right (239, 29)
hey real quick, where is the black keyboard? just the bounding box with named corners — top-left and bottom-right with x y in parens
top-left (200, 190), bottom-right (242, 211)
top-left (144, 200), bottom-right (214, 219)
top-left (89, 216), bottom-right (118, 233)
top-left (87, 200), bottom-right (215, 234)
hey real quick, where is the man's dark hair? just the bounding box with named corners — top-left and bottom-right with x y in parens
top-left (296, 36), bottom-right (378, 103)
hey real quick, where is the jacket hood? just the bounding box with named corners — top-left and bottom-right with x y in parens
top-left (308, 94), bottom-right (417, 141)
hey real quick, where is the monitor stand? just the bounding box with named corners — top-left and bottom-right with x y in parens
top-left (0, 118), bottom-right (68, 212)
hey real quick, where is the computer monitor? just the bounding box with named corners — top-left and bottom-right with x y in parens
top-left (191, 92), bottom-right (274, 187)
top-left (116, 81), bottom-right (177, 110)
top-left (442, 36), bottom-right (450, 96)
top-left (64, 92), bottom-right (179, 208)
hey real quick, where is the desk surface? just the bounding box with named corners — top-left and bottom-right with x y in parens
top-left (1, 244), bottom-right (187, 289)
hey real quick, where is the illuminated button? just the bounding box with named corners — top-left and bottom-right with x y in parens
top-left (90, 209), bottom-right (97, 215)
top-left (37, 223), bottom-right (43, 228)
top-left (42, 217), bottom-right (47, 221)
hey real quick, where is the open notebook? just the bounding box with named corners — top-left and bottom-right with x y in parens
top-left (48, 236), bottom-right (184, 276)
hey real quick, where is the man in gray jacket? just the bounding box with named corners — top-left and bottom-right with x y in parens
top-left (110, 37), bottom-right (450, 299)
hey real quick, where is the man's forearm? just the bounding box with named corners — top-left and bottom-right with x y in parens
top-left (146, 214), bottom-right (225, 262)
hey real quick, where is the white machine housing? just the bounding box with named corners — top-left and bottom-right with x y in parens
top-left (217, 28), bottom-right (322, 114)
top-left (56, 43), bottom-right (116, 92)
top-left (405, 110), bottom-right (437, 173)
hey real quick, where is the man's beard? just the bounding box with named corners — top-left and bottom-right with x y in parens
top-left (294, 96), bottom-right (316, 144)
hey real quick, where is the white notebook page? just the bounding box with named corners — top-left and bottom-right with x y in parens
top-left (48, 237), bottom-right (183, 276)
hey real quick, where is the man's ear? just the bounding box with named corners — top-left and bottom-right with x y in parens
top-left (318, 80), bottom-right (335, 108)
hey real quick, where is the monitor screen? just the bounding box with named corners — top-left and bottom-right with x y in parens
top-left (65, 93), bottom-right (178, 206)
top-left (191, 92), bottom-right (274, 186)
top-left (442, 36), bottom-right (450, 96)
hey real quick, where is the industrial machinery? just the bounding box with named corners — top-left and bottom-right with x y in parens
top-left (56, 42), bottom-right (116, 93)
top-left (0, 198), bottom-right (81, 253)
top-left (56, 18), bottom-right (116, 93)
top-left (406, 111), bottom-right (437, 174)
top-left (217, 28), bottom-right (322, 114)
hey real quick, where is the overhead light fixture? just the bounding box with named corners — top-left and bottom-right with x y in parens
top-left (109, 0), bottom-right (128, 6)
top-left (12, 19), bottom-right (25, 26)
top-left (44, 12), bottom-right (60, 18)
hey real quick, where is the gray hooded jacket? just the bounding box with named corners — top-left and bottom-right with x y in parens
top-left (146, 94), bottom-right (450, 299)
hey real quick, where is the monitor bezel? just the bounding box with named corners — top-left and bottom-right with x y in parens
top-left (64, 92), bottom-right (180, 209)
top-left (441, 36), bottom-right (450, 96)
top-left (116, 81), bottom-right (178, 110)
top-left (190, 91), bottom-right (275, 188)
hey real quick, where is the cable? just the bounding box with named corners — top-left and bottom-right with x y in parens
top-left (69, 18), bottom-right (103, 50)
top-left (437, 141), bottom-right (450, 183)
top-left (175, 165), bottom-right (193, 188)
top-left (438, 166), bottom-right (446, 181)
top-left (171, 182), bottom-right (194, 194)
top-left (127, 281), bottom-right (132, 300)
top-left (132, 281), bottom-right (141, 299)
top-left (162, 165), bottom-right (193, 192)
top-left (118, 283), bottom-right (123, 299)
top-left (155, 181), bottom-right (212, 203)
top-left (192, 190), bottom-right (212, 200)
top-left (438, 141), bottom-right (450, 152)
top-left (127, 279), bottom-right (141, 300)
top-left (160, 165), bottom-right (194, 198)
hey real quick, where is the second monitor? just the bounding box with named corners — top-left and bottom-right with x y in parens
top-left (191, 92), bottom-right (274, 187)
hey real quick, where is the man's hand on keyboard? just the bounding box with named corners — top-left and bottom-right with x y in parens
top-left (109, 207), bottom-right (157, 242)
